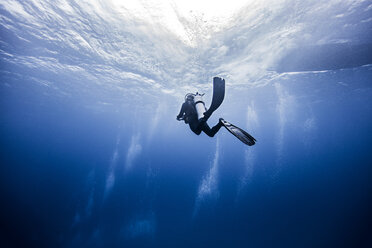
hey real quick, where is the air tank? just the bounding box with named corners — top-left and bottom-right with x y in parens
top-left (193, 93), bottom-right (206, 121)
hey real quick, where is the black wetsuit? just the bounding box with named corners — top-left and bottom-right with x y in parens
top-left (177, 100), bottom-right (222, 137)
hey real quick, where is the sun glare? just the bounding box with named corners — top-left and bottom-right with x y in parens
top-left (109, 0), bottom-right (251, 45)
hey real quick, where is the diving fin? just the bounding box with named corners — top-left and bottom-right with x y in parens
top-left (220, 119), bottom-right (256, 146)
top-left (203, 77), bottom-right (225, 121)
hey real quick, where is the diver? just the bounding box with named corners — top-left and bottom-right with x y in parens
top-left (176, 93), bottom-right (223, 137)
top-left (176, 77), bottom-right (257, 146)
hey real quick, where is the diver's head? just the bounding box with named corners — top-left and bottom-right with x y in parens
top-left (185, 93), bottom-right (194, 102)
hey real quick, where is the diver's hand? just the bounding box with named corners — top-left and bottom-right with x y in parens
top-left (176, 116), bottom-right (182, 121)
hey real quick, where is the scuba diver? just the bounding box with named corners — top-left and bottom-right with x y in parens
top-left (176, 93), bottom-right (223, 137)
top-left (176, 77), bottom-right (257, 146)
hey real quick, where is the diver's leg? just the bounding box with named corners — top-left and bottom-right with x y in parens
top-left (189, 121), bottom-right (202, 135)
top-left (211, 121), bottom-right (223, 135)
top-left (201, 121), bottom-right (223, 137)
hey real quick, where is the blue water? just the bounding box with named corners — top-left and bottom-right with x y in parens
top-left (1, 1), bottom-right (372, 247)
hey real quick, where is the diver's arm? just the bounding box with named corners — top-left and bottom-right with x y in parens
top-left (176, 103), bottom-right (186, 120)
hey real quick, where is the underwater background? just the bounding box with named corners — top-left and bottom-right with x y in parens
top-left (1, 0), bottom-right (371, 247)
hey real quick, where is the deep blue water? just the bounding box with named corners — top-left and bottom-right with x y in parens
top-left (1, 1), bottom-right (372, 248)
